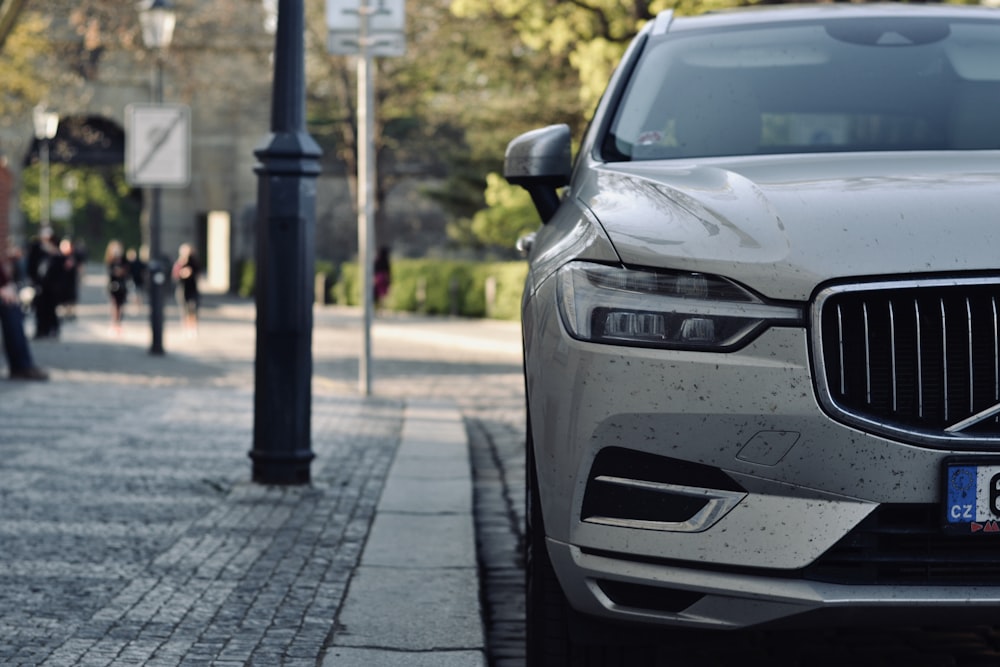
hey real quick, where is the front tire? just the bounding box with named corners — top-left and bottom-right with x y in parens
top-left (525, 418), bottom-right (574, 666)
top-left (525, 417), bottom-right (654, 666)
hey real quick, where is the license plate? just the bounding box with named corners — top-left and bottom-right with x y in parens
top-left (943, 458), bottom-right (1000, 535)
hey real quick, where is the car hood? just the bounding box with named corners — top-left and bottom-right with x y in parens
top-left (581, 152), bottom-right (1000, 301)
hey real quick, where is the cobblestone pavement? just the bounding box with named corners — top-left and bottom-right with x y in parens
top-left (0, 270), bottom-right (511, 667)
top-left (0, 298), bottom-right (404, 665)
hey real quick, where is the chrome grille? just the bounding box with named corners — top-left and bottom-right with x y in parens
top-left (813, 277), bottom-right (1000, 447)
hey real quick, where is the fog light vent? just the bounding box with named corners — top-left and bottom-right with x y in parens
top-left (597, 579), bottom-right (704, 614)
top-left (582, 447), bottom-right (746, 532)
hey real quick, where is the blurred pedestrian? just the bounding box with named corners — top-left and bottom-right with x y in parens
top-left (26, 226), bottom-right (63, 339)
top-left (8, 239), bottom-right (27, 286)
top-left (0, 255), bottom-right (48, 380)
top-left (7, 242), bottom-right (32, 312)
top-left (105, 240), bottom-right (130, 337)
top-left (374, 246), bottom-right (391, 313)
top-left (172, 243), bottom-right (200, 336)
top-left (126, 247), bottom-right (146, 312)
top-left (57, 238), bottom-right (80, 320)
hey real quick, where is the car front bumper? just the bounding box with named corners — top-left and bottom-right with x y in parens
top-left (548, 539), bottom-right (1000, 629)
top-left (525, 280), bottom-right (1000, 629)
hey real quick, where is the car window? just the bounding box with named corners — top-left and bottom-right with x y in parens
top-left (603, 17), bottom-right (1000, 161)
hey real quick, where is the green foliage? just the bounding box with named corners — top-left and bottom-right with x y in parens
top-left (450, 0), bottom-right (653, 111)
top-left (476, 261), bottom-right (530, 320)
top-left (331, 262), bottom-right (359, 309)
top-left (20, 164), bottom-right (141, 250)
top-left (450, 0), bottom-right (753, 112)
top-left (447, 173), bottom-right (540, 253)
top-left (332, 259), bottom-right (527, 321)
top-left (238, 259), bottom-right (256, 298)
top-left (237, 259), bottom-right (340, 300)
top-left (315, 259), bottom-right (336, 276)
top-left (305, 0), bottom-right (586, 255)
top-left (443, 0), bottom-right (755, 252)
top-left (0, 13), bottom-right (55, 122)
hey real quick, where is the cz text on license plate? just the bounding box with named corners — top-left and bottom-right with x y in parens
top-left (943, 458), bottom-right (1000, 535)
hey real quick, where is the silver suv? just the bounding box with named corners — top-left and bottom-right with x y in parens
top-left (505, 4), bottom-right (1000, 664)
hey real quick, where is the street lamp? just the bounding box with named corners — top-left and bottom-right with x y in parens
top-left (261, 0), bottom-right (278, 35)
top-left (32, 105), bottom-right (59, 228)
top-left (138, 0), bottom-right (175, 356)
top-left (248, 0), bottom-right (321, 485)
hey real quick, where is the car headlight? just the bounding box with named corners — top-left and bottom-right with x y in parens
top-left (556, 262), bottom-right (803, 351)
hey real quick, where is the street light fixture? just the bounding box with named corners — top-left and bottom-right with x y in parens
top-left (138, 0), bottom-right (176, 54)
top-left (261, 0), bottom-right (278, 35)
top-left (32, 104), bottom-right (59, 229)
top-left (138, 0), bottom-right (175, 356)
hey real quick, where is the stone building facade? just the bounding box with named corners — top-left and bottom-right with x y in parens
top-left (0, 2), bottom-right (278, 290)
top-left (1, 1), bottom-right (452, 293)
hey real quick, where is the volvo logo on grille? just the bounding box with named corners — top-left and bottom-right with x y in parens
top-left (946, 402), bottom-right (1000, 434)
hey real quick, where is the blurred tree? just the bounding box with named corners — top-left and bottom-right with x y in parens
top-left (445, 0), bottom-right (759, 249)
top-left (452, 0), bottom-right (747, 111)
top-left (305, 0), bottom-right (585, 255)
top-left (446, 172), bottom-right (537, 255)
top-left (8, 0), bottom-right (273, 251)
top-left (0, 0), bottom-right (28, 51)
top-left (7, 0), bottom-right (593, 255)
top-left (20, 162), bottom-right (141, 250)
top-left (0, 13), bottom-right (59, 124)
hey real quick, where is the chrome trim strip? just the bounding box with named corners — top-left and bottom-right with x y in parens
top-left (993, 298), bottom-right (998, 406)
top-left (941, 298), bottom-right (949, 423)
top-left (837, 304), bottom-right (845, 395)
top-left (916, 299), bottom-right (924, 419)
top-left (889, 300), bottom-right (897, 413)
top-left (584, 475), bottom-right (746, 533)
top-left (967, 298), bottom-right (974, 414)
top-left (863, 303), bottom-right (872, 405)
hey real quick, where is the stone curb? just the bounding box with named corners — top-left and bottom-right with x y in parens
top-left (322, 398), bottom-right (487, 666)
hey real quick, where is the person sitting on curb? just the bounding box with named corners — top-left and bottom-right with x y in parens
top-left (0, 255), bottom-right (48, 381)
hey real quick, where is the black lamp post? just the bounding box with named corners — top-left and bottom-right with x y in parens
top-left (32, 105), bottom-right (59, 229)
top-left (248, 0), bottom-right (321, 485)
top-left (138, 0), bottom-right (176, 356)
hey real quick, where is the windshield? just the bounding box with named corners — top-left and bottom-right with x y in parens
top-left (603, 16), bottom-right (1000, 161)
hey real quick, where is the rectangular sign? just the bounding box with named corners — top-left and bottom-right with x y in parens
top-left (326, 0), bottom-right (406, 56)
top-left (125, 103), bottom-right (191, 188)
top-left (327, 0), bottom-right (405, 32)
top-left (327, 30), bottom-right (405, 56)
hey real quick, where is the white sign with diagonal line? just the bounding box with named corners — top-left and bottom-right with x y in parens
top-left (125, 103), bottom-right (191, 187)
top-left (326, 0), bottom-right (406, 56)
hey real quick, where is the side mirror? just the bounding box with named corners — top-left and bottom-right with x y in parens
top-left (504, 124), bottom-right (571, 223)
top-left (516, 232), bottom-right (536, 257)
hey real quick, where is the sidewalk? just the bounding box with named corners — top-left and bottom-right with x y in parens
top-left (0, 274), bottom-right (488, 666)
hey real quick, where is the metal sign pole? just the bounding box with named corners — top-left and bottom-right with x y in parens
top-left (326, 0), bottom-right (405, 396)
top-left (149, 55), bottom-right (166, 355)
top-left (357, 0), bottom-right (375, 396)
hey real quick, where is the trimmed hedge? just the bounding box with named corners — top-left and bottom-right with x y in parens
top-left (238, 258), bottom-right (527, 320)
top-left (237, 259), bottom-right (337, 299)
top-left (332, 258), bottom-right (526, 320)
